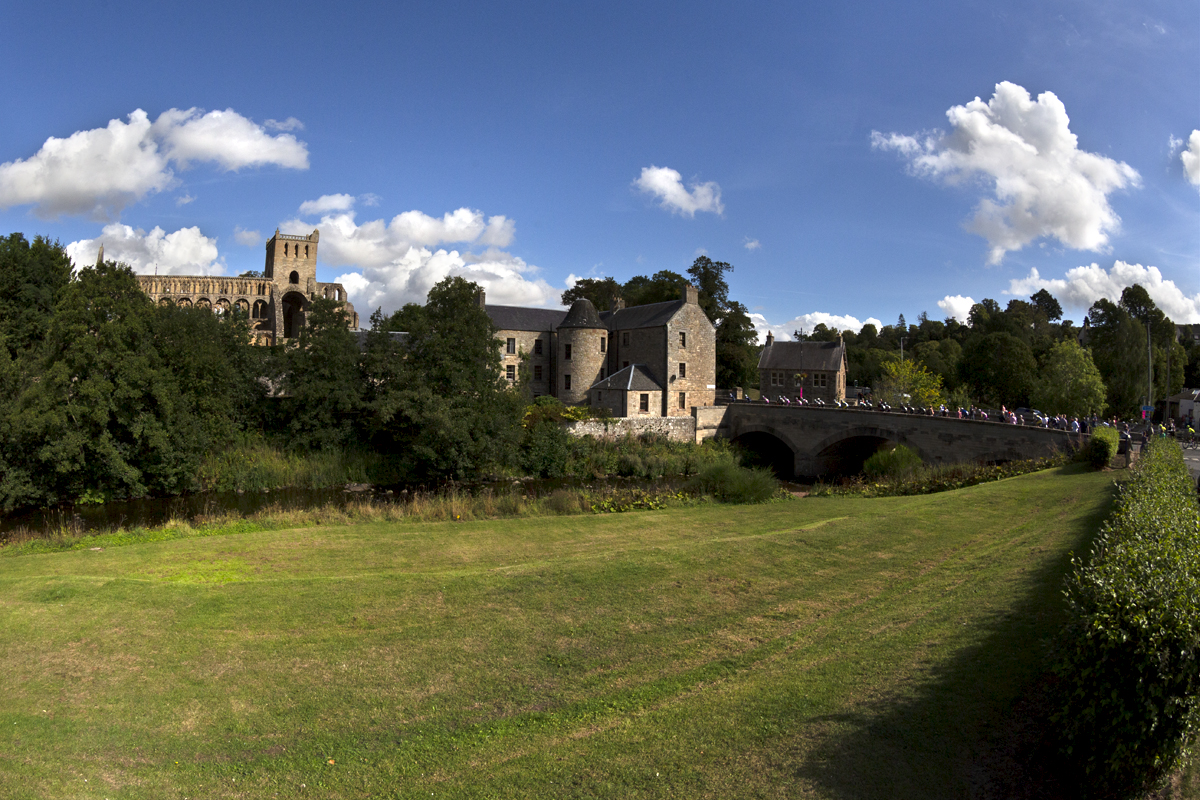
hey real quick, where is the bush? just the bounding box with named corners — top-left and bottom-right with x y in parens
top-left (1079, 426), bottom-right (1118, 470)
top-left (1055, 438), bottom-right (1200, 797)
top-left (689, 462), bottom-right (778, 504)
top-left (863, 444), bottom-right (923, 480)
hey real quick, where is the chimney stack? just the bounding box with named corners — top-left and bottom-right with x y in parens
top-left (476, 289), bottom-right (486, 308)
top-left (765, 331), bottom-right (775, 346)
top-left (610, 293), bottom-right (625, 312)
top-left (682, 283), bottom-right (699, 305)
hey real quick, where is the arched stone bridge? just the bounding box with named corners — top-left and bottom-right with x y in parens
top-left (697, 404), bottom-right (1083, 478)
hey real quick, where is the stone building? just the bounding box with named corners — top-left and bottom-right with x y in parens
top-left (757, 332), bottom-right (847, 403)
top-left (485, 284), bottom-right (716, 417)
top-left (133, 229), bottom-right (358, 344)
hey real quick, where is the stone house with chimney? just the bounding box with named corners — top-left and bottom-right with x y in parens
top-left (484, 284), bottom-right (716, 417)
top-left (757, 332), bottom-right (847, 403)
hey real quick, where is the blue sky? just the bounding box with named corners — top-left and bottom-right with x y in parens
top-left (1, 0), bottom-right (1197, 336)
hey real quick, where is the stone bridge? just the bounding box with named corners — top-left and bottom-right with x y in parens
top-left (695, 404), bottom-right (1083, 478)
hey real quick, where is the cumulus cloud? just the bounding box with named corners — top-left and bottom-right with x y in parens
top-left (234, 226), bottom-right (261, 247)
top-left (938, 295), bottom-right (976, 322)
top-left (634, 165), bottom-right (724, 217)
top-left (872, 81), bottom-right (1140, 264)
top-left (0, 108), bottom-right (308, 219)
top-left (1005, 262), bottom-right (1200, 323)
top-left (749, 311), bottom-right (883, 344)
top-left (175, 193), bottom-right (194, 206)
top-left (284, 204), bottom-right (552, 314)
top-left (1182, 130), bottom-right (1200, 188)
top-left (67, 223), bottom-right (223, 275)
top-left (743, 238), bottom-right (761, 251)
top-left (298, 193), bottom-right (356, 215)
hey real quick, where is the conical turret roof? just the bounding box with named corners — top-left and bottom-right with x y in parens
top-left (557, 298), bottom-right (605, 329)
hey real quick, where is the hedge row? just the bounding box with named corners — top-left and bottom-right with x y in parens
top-left (1056, 438), bottom-right (1200, 798)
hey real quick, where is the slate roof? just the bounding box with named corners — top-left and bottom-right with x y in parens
top-left (757, 340), bottom-right (845, 372)
top-left (558, 298), bottom-right (605, 329)
top-left (599, 299), bottom-right (686, 331)
top-left (589, 364), bottom-right (663, 392)
top-left (485, 305), bottom-right (568, 332)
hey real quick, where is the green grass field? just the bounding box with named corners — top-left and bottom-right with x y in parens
top-left (0, 465), bottom-right (1191, 798)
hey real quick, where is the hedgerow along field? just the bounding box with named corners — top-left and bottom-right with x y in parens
top-left (0, 464), bottom-right (1192, 798)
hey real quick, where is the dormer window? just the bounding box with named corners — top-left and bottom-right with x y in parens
top-left (289, 271), bottom-right (299, 284)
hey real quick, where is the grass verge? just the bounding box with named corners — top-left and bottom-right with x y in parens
top-left (3, 463), bottom-right (1192, 798)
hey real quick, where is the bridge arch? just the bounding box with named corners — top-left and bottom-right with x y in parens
top-left (728, 423), bottom-right (800, 478)
top-left (807, 424), bottom-right (931, 477)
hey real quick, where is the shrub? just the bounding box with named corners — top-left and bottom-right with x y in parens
top-left (1055, 438), bottom-right (1200, 797)
top-left (1079, 426), bottom-right (1118, 470)
top-left (863, 444), bottom-right (923, 480)
top-left (689, 462), bottom-right (778, 504)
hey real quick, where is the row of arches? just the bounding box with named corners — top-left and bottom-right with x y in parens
top-left (282, 242), bottom-right (309, 258)
top-left (139, 277), bottom-right (271, 297)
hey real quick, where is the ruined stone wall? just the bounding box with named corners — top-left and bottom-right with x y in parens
top-left (565, 415), bottom-right (695, 442)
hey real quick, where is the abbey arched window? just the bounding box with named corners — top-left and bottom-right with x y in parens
top-left (284, 243), bottom-right (289, 256)
top-left (289, 271), bottom-right (299, 284)
top-left (305, 245), bottom-right (309, 258)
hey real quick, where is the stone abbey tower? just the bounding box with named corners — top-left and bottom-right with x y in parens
top-left (134, 229), bottom-right (358, 344)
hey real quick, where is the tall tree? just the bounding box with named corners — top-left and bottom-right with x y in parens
top-left (368, 277), bottom-right (524, 481)
top-left (1031, 340), bottom-right (1107, 418)
top-left (0, 233), bottom-right (73, 358)
top-left (958, 332), bottom-right (1038, 408)
top-left (283, 297), bottom-right (364, 450)
top-left (561, 277), bottom-right (622, 310)
top-left (622, 270), bottom-right (688, 306)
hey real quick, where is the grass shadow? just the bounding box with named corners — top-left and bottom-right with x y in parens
top-left (794, 476), bottom-right (1119, 800)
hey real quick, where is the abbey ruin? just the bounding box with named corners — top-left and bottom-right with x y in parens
top-left (134, 229), bottom-right (359, 344)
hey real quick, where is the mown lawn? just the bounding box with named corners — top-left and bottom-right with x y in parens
top-left (0, 464), bottom-right (1177, 799)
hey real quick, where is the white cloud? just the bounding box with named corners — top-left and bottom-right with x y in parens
top-left (750, 311), bottom-right (883, 344)
top-left (298, 193), bottom-right (356, 215)
top-left (175, 193), bottom-right (194, 206)
top-left (264, 117), bottom-right (304, 132)
top-left (0, 108), bottom-right (308, 219)
top-left (1005, 262), bottom-right (1200, 323)
top-left (872, 81), bottom-right (1140, 264)
top-left (1182, 130), bottom-right (1200, 188)
top-left (285, 205), bottom-right (553, 314)
top-left (67, 223), bottom-right (223, 275)
top-left (743, 238), bottom-right (761, 251)
top-left (938, 295), bottom-right (976, 322)
top-left (634, 165), bottom-right (724, 217)
top-left (234, 226), bottom-right (261, 247)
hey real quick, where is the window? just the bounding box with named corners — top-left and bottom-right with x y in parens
top-left (289, 270), bottom-right (299, 284)
top-left (506, 365), bottom-right (515, 382)
top-left (680, 331), bottom-right (687, 348)
top-left (640, 393), bottom-right (649, 412)
top-left (678, 391), bottom-right (686, 409)
top-left (305, 245), bottom-right (309, 258)
top-left (533, 365), bottom-right (543, 381)
top-left (600, 337), bottom-right (606, 353)
top-left (596, 391), bottom-right (603, 403)
top-left (600, 367), bottom-right (606, 379)
top-left (622, 332), bottom-right (630, 346)
top-left (770, 370), bottom-right (783, 387)
top-left (564, 343), bottom-right (572, 360)
top-left (534, 339), bottom-right (543, 355)
top-left (284, 243), bottom-right (288, 256)
top-left (814, 373), bottom-right (828, 388)
top-left (679, 362), bottom-right (686, 379)
top-left (564, 374), bottom-right (572, 390)
top-left (506, 337), bottom-right (516, 354)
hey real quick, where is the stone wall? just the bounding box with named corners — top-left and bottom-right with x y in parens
top-left (665, 303), bottom-right (717, 415)
top-left (498, 329), bottom-right (555, 395)
top-left (565, 415), bottom-right (696, 443)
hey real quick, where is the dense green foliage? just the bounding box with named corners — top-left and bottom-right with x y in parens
top-left (816, 454), bottom-right (1071, 497)
top-left (687, 461), bottom-right (779, 503)
top-left (863, 444), bottom-right (924, 480)
top-left (1056, 439), bottom-right (1200, 797)
top-left (1080, 426), bottom-right (1119, 470)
